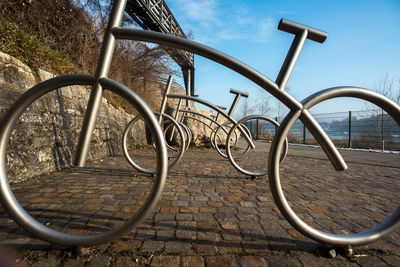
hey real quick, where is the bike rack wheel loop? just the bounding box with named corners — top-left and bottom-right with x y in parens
top-left (0, 74), bottom-right (168, 246)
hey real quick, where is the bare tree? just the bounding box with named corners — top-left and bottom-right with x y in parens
top-left (274, 87), bottom-right (291, 122)
top-left (367, 74), bottom-right (400, 150)
top-left (374, 73), bottom-right (400, 105)
top-left (237, 98), bottom-right (250, 118)
top-left (256, 89), bottom-right (271, 116)
top-left (236, 97), bottom-right (258, 120)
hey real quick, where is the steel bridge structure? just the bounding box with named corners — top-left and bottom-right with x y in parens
top-left (126, 0), bottom-right (195, 98)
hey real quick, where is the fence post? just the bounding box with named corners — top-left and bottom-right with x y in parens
top-left (256, 118), bottom-right (259, 140)
top-left (348, 111), bottom-right (352, 148)
top-left (303, 123), bottom-right (306, 144)
top-left (381, 109), bottom-right (385, 151)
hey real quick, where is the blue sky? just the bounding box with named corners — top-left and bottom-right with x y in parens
top-left (166, 0), bottom-right (400, 118)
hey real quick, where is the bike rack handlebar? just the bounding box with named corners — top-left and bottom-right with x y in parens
top-left (230, 89), bottom-right (248, 98)
top-left (228, 89), bottom-right (249, 116)
top-left (215, 105), bottom-right (227, 110)
top-left (278, 18), bottom-right (327, 44)
top-left (212, 105), bottom-right (226, 125)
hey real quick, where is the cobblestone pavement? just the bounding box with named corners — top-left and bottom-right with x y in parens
top-left (0, 142), bottom-right (399, 266)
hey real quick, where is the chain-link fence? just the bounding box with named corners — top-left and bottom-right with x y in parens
top-left (244, 109), bottom-right (400, 151)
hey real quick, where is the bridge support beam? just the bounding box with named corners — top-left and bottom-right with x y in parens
top-left (125, 0), bottom-right (195, 96)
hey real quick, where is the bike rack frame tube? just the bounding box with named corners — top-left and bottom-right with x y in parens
top-left (226, 115), bottom-right (288, 176)
top-left (214, 113), bottom-right (220, 123)
top-left (210, 106), bottom-right (226, 127)
top-left (269, 86), bottom-right (400, 246)
top-left (159, 75), bottom-right (173, 124)
top-left (74, 0), bottom-right (127, 166)
top-left (0, 74), bottom-right (168, 246)
top-left (111, 24), bottom-right (347, 172)
top-left (182, 115), bottom-right (240, 153)
top-left (275, 29), bottom-right (308, 90)
top-left (168, 94), bottom-right (255, 149)
top-left (180, 109), bottom-right (233, 151)
top-left (183, 116), bottom-right (217, 133)
top-left (209, 114), bottom-right (217, 126)
top-left (111, 27), bottom-right (302, 112)
top-left (173, 98), bottom-right (182, 122)
top-left (228, 94), bottom-right (241, 117)
top-left (179, 109), bottom-right (229, 135)
top-left (168, 98), bottom-right (183, 142)
top-left (299, 109), bottom-right (347, 171)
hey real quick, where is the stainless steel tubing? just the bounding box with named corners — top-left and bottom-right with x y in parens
top-left (179, 109), bottom-right (230, 149)
top-left (75, 0), bottom-right (127, 167)
top-left (278, 18), bottom-right (328, 44)
top-left (177, 122), bottom-right (192, 151)
top-left (167, 94), bottom-right (256, 150)
top-left (111, 22), bottom-right (348, 175)
top-left (0, 74), bottom-right (168, 246)
top-left (112, 28), bottom-right (302, 112)
top-left (179, 109), bottom-right (230, 146)
top-left (163, 120), bottom-right (191, 152)
top-left (123, 111), bottom-right (185, 173)
top-left (226, 115), bottom-right (288, 176)
top-left (212, 121), bottom-right (246, 159)
top-left (181, 114), bottom-right (225, 149)
top-left (159, 75), bottom-right (173, 124)
top-left (268, 87), bottom-right (400, 246)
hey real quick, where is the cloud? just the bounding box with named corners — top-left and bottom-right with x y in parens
top-left (254, 18), bottom-right (275, 43)
top-left (168, 0), bottom-right (275, 45)
top-left (214, 18), bottom-right (274, 43)
top-left (172, 0), bottom-right (218, 25)
top-left (278, 10), bottom-right (298, 15)
top-left (218, 28), bottom-right (242, 41)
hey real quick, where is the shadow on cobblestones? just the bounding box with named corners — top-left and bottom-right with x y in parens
top-left (0, 146), bottom-right (399, 266)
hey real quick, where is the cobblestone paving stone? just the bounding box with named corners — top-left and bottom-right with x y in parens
top-left (0, 143), bottom-right (399, 266)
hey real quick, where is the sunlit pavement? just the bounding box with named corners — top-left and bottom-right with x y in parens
top-left (1, 143), bottom-right (399, 266)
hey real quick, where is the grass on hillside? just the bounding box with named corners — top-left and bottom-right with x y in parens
top-left (0, 14), bottom-right (142, 115)
top-left (0, 14), bottom-right (81, 75)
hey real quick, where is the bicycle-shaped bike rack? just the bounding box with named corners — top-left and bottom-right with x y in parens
top-left (123, 76), bottom-right (286, 176)
top-left (0, 0), bottom-right (399, 248)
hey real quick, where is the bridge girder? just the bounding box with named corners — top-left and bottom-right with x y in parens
top-left (125, 0), bottom-right (195, 97)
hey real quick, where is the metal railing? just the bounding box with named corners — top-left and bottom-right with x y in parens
top-left (245, 109), bottom-right (400, 151)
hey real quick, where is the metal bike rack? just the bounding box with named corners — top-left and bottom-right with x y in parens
top-left (0, 0), bottom-right (398, 248)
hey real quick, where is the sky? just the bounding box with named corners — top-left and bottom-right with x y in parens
top-left (164, 0), bottom-right (400, 118)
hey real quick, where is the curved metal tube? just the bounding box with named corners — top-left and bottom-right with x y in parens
top-left (178, 122), bottom-right (192, 151)
top-left (122, 111), bottom-right (185, 173)
top-left (179, 109), bottom-right (234, 149)
top-left (0, 74), bottom-right (168, 246)
top-left (212, 121), bottom-right (249, 159)
top-left (268, 86), bottom-right (400, 246)
top-left (111, 27), bottom-right (302, 111)
top-left (183, 115), bottom-right (217, 132)
top-left (179, 109), bottom-right (229, 135)
top-left (299, 110), bottom-right (347, 171)
top-left (168, 94), bottom-right (255, 149)
top-left (2, 6), bottom-right (397, 247)
top-left (183, 115), bottom-right (218, 145)
top-left (110, 28), bottom-right (346, 171)
top-left (183, 115), bottom-right (248, 160)
top-left (226, 115), bottom-right (288, 176)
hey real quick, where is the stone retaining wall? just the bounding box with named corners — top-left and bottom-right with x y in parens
top-left (0, 52), bottom-right (187, 182)
top-left (0, 51), bottom-right (223, 183)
